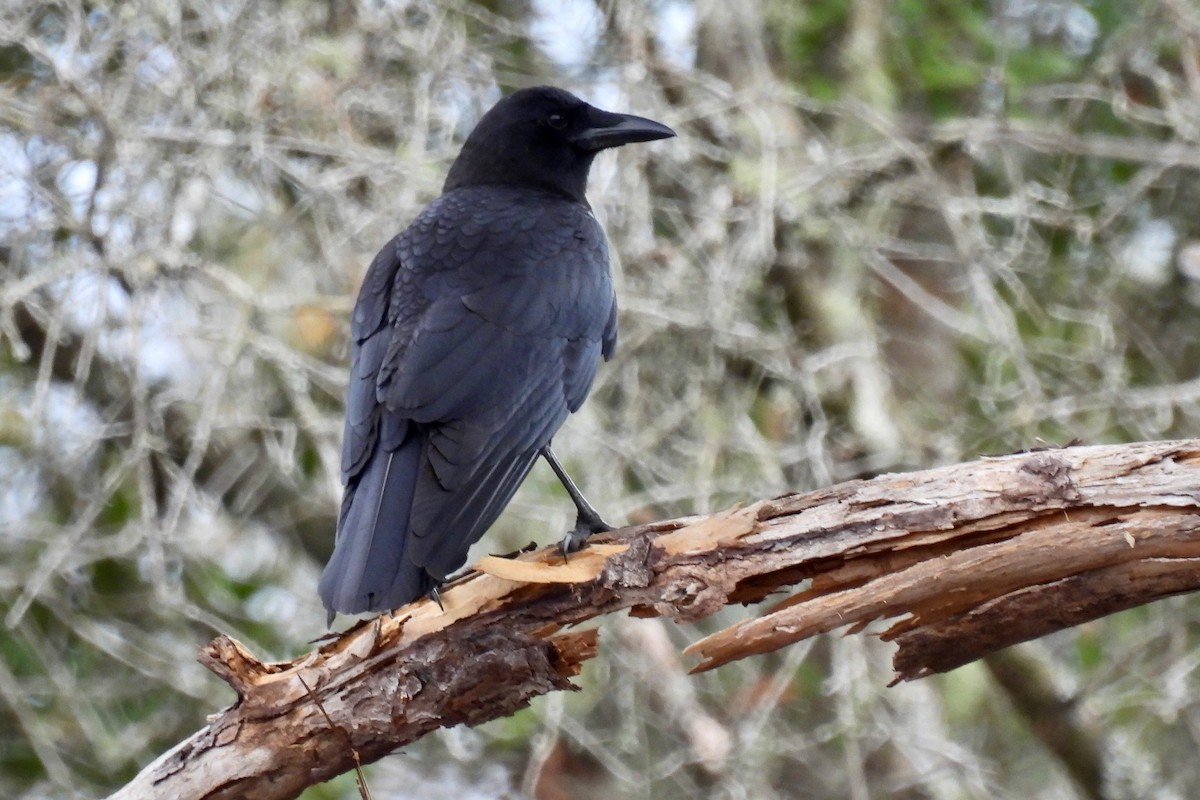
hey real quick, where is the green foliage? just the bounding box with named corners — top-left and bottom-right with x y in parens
top-left (777, 0), bottom-right (1104, 118)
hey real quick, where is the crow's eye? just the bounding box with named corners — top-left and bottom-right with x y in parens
top-left (545, 113), bottom-right (568, 130)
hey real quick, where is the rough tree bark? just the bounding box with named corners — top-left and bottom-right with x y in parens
top-left (108, 439), bottom-right (1200, 800)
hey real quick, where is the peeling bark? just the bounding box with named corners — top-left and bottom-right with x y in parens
top-left (108, 440), bottom-right (1200, 800)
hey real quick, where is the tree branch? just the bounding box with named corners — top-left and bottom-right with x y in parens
top-left (108, 439), bottom-right (1200, 800)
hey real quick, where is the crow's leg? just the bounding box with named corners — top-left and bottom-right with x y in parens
top-left (540, 444), bottom-right (613, 556)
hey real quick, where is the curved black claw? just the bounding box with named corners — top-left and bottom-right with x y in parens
top-left (428, 585), bottom-right (445, 611)
top-left (558, 510), bottom-right (615, 561)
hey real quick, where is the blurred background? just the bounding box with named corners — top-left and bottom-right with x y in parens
top-left (3, 0), bottom-right (1200, 797)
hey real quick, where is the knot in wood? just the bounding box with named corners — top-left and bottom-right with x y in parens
top-left (1003, 452), bottom-right (1082, 503)
top-left (656, 567), bottom-right (732, 622)
top-left (1023, 452), bottom-right (1082, 500)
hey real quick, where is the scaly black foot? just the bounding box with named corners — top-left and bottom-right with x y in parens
top-left (540, 444), bottom-right (614, 560)
top-left (559, 508), bottom-right (615, 559)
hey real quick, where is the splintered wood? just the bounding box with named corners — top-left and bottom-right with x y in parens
top-left (109, 440), bottom-right (1200, 800)
top-left (683, 446), bottom-right (1200, 676)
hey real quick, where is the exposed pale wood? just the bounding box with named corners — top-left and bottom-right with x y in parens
top-left (108, 440), bottom-right (1200, 800)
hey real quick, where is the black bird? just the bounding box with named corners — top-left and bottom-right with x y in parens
top-left (319, 86), bottom-right (674, 619)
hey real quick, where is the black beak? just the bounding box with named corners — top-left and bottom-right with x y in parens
top-left (570, 107), bottom-right (676, 152)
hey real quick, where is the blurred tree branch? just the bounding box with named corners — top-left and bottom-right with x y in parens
top-left (9, 295), bottom-right (340, 546)
top-left (984, 648), bottom-right (1105, 800)
top-left (107, 439), bottom-right (1200, 800)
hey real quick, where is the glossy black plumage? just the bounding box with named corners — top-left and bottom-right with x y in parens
top-left (319, 86), bottom-right (674, 618)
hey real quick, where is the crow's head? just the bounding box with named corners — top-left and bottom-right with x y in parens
top-left (443, 86), bottom-right (675, 202)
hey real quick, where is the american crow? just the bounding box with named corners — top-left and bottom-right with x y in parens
top-left (319, 86), bottom-right (675, 619)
